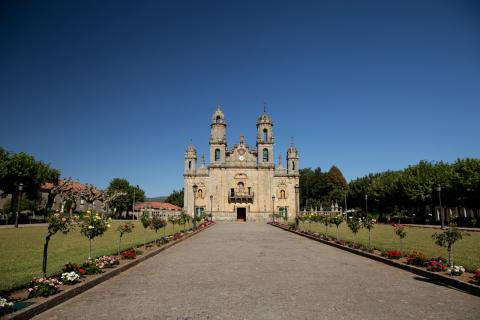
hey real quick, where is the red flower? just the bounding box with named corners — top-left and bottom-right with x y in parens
top-left (79, 268), bottom-right (86, 274)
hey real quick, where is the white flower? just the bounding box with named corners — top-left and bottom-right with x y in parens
top-left (61, 271), bottom-right (80, 283)
top-left (0, 297), bottom-right (14, 308)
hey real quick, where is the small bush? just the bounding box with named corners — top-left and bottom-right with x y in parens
top-left (27, 278), bottom-right (62, 297)
top-left (405, 251), bottom-right (428, 266)
top-left (382, 250), bottom-right (402, 259)
top-left (121, 249), bottom-right (136, 259)
top-left (80, 260), bottom-right (103, 275)
top-left (425, 257), bottom-right (447, 272)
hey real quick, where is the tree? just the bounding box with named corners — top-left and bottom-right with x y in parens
top-left (116, 222), bottom-right (134, 255)
top-left (42, 212), bottom-right (76, 276)
top-left (0, 148), bottom-right (60, 223)
top-left (79, 211), bottom-right (111, 259)
top-left (432, 225), bottom-right (469, 266)
top-left (107, 178), bottom-right (145, 217)
top-left (140, 211), bottom-right (151, 249)
top-left (166, 189), bottom-right (184, 208)
top-left (150, 214), bottom-right (166, 246)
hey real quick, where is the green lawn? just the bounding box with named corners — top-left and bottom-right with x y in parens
top-left (299, 222), bottom-right (480, 272)
top-left (0, 221), bottom-right (190, 292)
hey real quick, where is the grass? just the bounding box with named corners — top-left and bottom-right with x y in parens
top-left (0, 220), bottom-right (191, 292)
top-left (299, 222), bottom-right (480, 272)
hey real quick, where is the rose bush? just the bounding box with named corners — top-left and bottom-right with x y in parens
top-left (0, 297), bottom-right (14, 316)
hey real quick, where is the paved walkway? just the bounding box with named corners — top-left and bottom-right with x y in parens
top-left (35, 223), bottom-right (480, 320)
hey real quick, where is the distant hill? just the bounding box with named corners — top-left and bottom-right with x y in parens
top-left (145, 196), bottom-right (167, 202)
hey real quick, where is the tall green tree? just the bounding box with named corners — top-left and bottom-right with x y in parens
top-left (107, 178), bottom-right (145, 216)
top-left (166, 189), bottom-right (184, 208)
top-left (0, 147), bottom-right (60, 215)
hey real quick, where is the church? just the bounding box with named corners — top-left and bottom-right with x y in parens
top-left (183, 106), bottom-right (300, 221)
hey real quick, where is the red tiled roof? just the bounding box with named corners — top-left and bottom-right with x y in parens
top-left (135, 201), bottom-right (181, 211)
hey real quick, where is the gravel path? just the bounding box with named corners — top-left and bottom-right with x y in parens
top-left (34, 222), bottom-right (480, 320)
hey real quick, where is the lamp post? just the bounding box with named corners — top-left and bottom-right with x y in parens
top-left (210, 195), bottom-right (213, 222)
top-left (437, 185), bottom-right (444, 229)
top-left (15, 183), bottom-right (23, 228)
top-left (272, 195), bottom-right (276, 223)
top-left (80, 199), bottom-right (85, 211)
top-left (295, 184), bottom-right (300, 229)
top-left (365, 194), bottom-right (368, 218)
top-left (192, 184), bottom-right (198, 230)
top-left (132, 184), bottom-right (139, 220)
top-left (344, 191), bottom-right (348, 213)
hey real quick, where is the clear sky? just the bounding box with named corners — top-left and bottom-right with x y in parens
top-left (1, 1), bottom-right (479, 197)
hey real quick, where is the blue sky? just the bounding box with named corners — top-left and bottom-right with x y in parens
top-left (0, 1), bottom-right (479, 197)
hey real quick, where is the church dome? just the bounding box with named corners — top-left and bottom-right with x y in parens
top-left (211, 105), bottom-right (225, 124)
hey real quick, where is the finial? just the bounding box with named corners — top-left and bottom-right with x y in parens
top-left (263, 102), bottom-right (266, 113)
top-left (216, 104), bottom-right (221, 111)
top-left (290, 136), bottom-right (294, 146)
top-left (201, 154), bottom-right (205, 164)
top-left (240, 133), bottom-right (244, 144)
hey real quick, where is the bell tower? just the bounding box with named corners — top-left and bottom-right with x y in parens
top-left (287, 142), bottom-right (299, 175)
top-left (256, 109), bottom-right (274, 166)
top-left (210, 105), bottom-right (227, 164)
top-left (184, 143), bottom-right (197, 174)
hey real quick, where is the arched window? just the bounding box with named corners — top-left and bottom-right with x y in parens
top-left (215, 149), bottom-right (220, 161)
top-left (292, 161), bottom-right (295, 170)
top-left (216, 116), bottom-right (221, 124)
top-left (263, 129), bottom-right (268, 142)
top-left (280, 190), bottom-right (286, 199)
top-left (263, 148), bottom-right (269, 162)
top-left (188, 161), bottom-right (191, 169)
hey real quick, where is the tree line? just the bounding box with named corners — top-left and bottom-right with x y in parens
top-left (300, 158), bottom-right (480, 225)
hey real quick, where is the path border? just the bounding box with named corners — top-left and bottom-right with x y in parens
top-left (268, 222), bottom-right (480, 297)
top-left (4, 223), bottom-right (215, 320)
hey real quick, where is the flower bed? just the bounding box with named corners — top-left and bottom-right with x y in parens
top-left (268, 222), bottom-right (480, 296)
top-left (1, 221), bottom-right (215, 319)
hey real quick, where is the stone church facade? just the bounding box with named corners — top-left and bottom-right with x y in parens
top-left (183, 106), bottom-right (299, 221)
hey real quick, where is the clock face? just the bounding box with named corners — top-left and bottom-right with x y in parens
top-left (239, 155), bottom-right (245, 161)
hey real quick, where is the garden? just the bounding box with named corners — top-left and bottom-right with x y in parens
top-left (0, 211), bottom-right (213, 317)
top-left (271, 214), bottom-right (480, 289)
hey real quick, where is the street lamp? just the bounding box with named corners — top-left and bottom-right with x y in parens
top-left (272, 195), bottom-right (276, 223)
top-left (365, 194), bottom-right (368, 218)
top-left (192, 184), bottom-right (198, 229)
top-left (295, 184), bottom-right (300, 229)
top-left (15, 183), bottom-right (23, 228)
top-left (210, 195), bottom-right (213, 222)
top-left (132, 184), bottom-right (139, 220)
top-left (437, 185), bottom-right (444, 229)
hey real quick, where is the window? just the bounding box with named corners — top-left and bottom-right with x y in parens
top-left (280, 190), bottom-right (286, 199)
top-left (188, 161), bottom-right (191, 169)
top-left (197, 189), bottom-right (203, 199)
top-left (263, 148), bottom-right (269, 162)
top-left (231, 188), bottom-right (235, 197)
top-left (216, 116), bottom-right (221, 124)
top-left (263, 129), bottom-right (268, 142)
top-left (215, 149), bottom-right (220, 161)
top-left (292, 161), bottom-right (295, 170)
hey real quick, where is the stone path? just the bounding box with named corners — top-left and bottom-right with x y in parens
top-left (35, 222), bottom-right (480, 319)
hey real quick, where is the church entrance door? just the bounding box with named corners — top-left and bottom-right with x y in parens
top-left (236, 208), bottom-right (246, 222)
